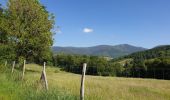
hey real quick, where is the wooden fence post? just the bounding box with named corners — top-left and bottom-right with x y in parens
top-left (22, 60), bottom-right (26, 80)
top-left (163, 69), bottom-right (164, 80)
top-left (5, 61), bottom-right (7, 67)
top-left (40, 62), bottom-right (48, 90)
top-left (80, 63), bottom-right (87, 100)
top-left (11, 61), bottom-right (15, 73)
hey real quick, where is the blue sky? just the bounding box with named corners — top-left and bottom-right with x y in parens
top-left (1, 0), bottom-right (170, 48)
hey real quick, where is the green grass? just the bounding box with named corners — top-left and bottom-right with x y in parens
top-left (1, 64), bottom-right (170, 100)
top-left (0, 65), bottom-right (77, 100)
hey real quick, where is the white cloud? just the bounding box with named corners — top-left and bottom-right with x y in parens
top-left (83, 28), bottom-right (93, 33)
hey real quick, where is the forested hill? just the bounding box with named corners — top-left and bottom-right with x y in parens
top-left (52, 44), bottom-right (146, 58)
top-left (118, 45), bottom-right (170, 60)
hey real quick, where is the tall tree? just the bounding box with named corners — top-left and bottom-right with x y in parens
top-left (0, 3), bottom-right (16, 62)
top-left (6, 0), bottom-right (54, 63)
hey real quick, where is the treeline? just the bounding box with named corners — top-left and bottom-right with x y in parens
top-left (53, 54), bottom-right (123, 76)
top-left (124, 57), bottom-right (170, 79)
top-left (52, 53), bottom-right (170, 79)
top-left (0, 0), bottom-right (54, 65)
top-left (114, 45), bottom-right (170, 79)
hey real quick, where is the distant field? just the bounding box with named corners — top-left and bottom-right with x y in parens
top-left (1, 64), bottom-right (170, 100)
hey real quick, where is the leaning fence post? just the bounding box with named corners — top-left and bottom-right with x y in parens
top-left (40, 62), bottom-right (48, 90)
top-left (80, 63), bottom-right (87, 100)
top-left (22, 60), bottom-right (26, 80)
top-left (11, 61), bottom-right (15, 73)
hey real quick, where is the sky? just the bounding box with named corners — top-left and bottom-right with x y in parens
top-left (1, 0), bottom-right (170, 48)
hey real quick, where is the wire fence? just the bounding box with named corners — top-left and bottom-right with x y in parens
top-left (1, 61), bottom-right (170, 100)
top-left (61, 66), bottom-right (170, 80)
top-left (1, 60), bottom-right (170, 80)
top-left (123, 68), bottom-right (170, 80)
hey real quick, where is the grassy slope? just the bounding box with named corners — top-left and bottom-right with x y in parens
top-left (1, 64), bottom-right (170, 100)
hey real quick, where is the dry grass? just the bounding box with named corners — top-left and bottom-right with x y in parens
top-left (17, 64), bottom-right (170, 100)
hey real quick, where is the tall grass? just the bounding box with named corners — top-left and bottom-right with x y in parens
top-left (0, 64), bottom-right (78, 100)
top-left (1, 64), bottom-right (170, 100)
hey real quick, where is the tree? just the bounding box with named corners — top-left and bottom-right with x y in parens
top-left (0, 3), bottom-right (16, 62)
top-left (5, 0), bottom-right (54, 63)
top-left (0, 4), bottom-right (7, 44)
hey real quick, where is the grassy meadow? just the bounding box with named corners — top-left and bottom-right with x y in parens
top-left (0, 64), bottom-right (170, 100)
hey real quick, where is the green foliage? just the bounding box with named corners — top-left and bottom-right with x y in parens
top-left (53, 54), bottom-right (124, 76)
top-left (127, 45), bottom-right (170, 60)
top-left (53, 46), bottom-right (170, 79)
top-left (53, 52), bottom-right (170, 80)
top-left (110, 45), bottom-right (170, 79)
top-left (145, 58), bottom-right (170, 79)
top-left (0, 44), bottom-right (16, 62)
top-left (0, 0), bottom-right (54, 64)
top-left (18, 56), bottom-right (25, 68)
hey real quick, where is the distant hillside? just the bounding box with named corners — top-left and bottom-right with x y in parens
top-left (52, 44), bottom-right (146, 58)
top-left (130, 45), bottom-right (170, 59)
top-left (116, 45), bottom-right (170, 61)
top-left (111, 45), bottom-right (170, 80)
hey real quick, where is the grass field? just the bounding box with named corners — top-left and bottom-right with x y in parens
top-left (0, 64), bottom-right (170, 100)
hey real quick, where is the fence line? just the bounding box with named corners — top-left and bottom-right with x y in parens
top-left (63, 65), bottom-right (170, 80)
top-left (2, 60), bottom-right (170, 100)
top-left (3, 60), bottom-right (170, 80)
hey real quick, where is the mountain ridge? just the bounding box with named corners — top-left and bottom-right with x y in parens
top-left (52, 44), bottom-right (147, 58)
